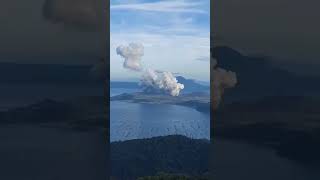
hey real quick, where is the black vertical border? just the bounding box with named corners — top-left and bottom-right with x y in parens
top-left (210, 0), bottom-right (214, 178)
top-left (101, 0), bottom-right (109, 178)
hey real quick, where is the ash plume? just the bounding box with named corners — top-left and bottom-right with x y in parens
top-left (140, 69), bottom-right (184, 96)
top-left (212, 57), bottom-right (237, 109)
top-left (116, 43), bottom-right (144, 71)
top-left (116, 43), bottom-right (184, 96)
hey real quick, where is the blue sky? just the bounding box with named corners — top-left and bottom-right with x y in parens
top-left (110, 0), bottom-right (210, 81)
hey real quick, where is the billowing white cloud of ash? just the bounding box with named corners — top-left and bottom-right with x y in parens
top-left (116, 43), bottom-right (144, 71)
top-left (140, 69), bottom-right (184, 96)
top-left (116, 43), bottom-right (184, 96)
top-left (212, 57), bottom-right (237, 109)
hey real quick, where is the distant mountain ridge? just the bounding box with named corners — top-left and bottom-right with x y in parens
top-left (176, 76), bottom-right (209, 92)
top-left (110, 81), bottom-right (140, 89)
top-left (111, 76), bottom-right (209, 93)
top-left (0, 62), bottom-right (209, 92)
top-left (0, 62), bottom-right (108, 84)
top-left (213, 46), bottom-right (320, 103)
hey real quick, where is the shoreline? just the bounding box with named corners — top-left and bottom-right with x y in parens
top-left (110, 92), bottom-right (210, 114)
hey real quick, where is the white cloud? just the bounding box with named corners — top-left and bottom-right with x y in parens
top-left (111, 0), bottom-right (207, 14)
top-left (141, 25), bottom-right (208, 36)
top-left (110, 0), bottom-right (210, 80)
top-left (116, 43), bottom-right (144, 71)
top-left (110, 32), bottom-right (210, 81)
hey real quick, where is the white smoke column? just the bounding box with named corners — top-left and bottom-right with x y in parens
top-left (212, 57), bottom-right (237, 109)
top-left (140, 69), bottom-right (184, 96)
top-left (116, 43), bottom-right (185, 96)
top-left (116, 43), bottom-right (144, 71)
top-left (140, 68), bottom-right (159, 89)
top-left (161, 71), bottom-right (185, 96)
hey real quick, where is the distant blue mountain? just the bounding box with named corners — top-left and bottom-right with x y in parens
top-left (110, 81), bottom-right (140, 89)
top-left (110, 76), bottom-right (209, 93)
top-left (176, 76), bottom-right (209, 93)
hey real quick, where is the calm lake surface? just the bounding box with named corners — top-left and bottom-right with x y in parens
top-left (111, 101), bottom-right (210, 142)
top-left (110, 88), bottom-right (210, 142)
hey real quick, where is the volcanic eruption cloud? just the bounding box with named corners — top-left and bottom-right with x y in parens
top-left (116, 43), bottom-right (144, 71)
top-left (140, 69), bottom-right (185, 96)
top-left (212, 57), bottom-right (237, 109)
top-left (116, 43), bottom-right (184, 96)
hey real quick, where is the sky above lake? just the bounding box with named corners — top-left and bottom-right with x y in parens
top-left (110, 0), bottom-right (210, 81)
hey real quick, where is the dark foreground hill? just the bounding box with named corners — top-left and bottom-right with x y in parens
top-left (216, 95), bottom-right (320, 165)
top-left (110, 135), bottom-right (210, 179)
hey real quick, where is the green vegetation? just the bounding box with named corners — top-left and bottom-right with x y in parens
top-left (111, 135), bottom-right (210, 179)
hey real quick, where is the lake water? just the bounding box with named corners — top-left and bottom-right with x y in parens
top-left (110, 88), bottom-right (210, 142)
top-left (110, 101), bottom-right (210, 142)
